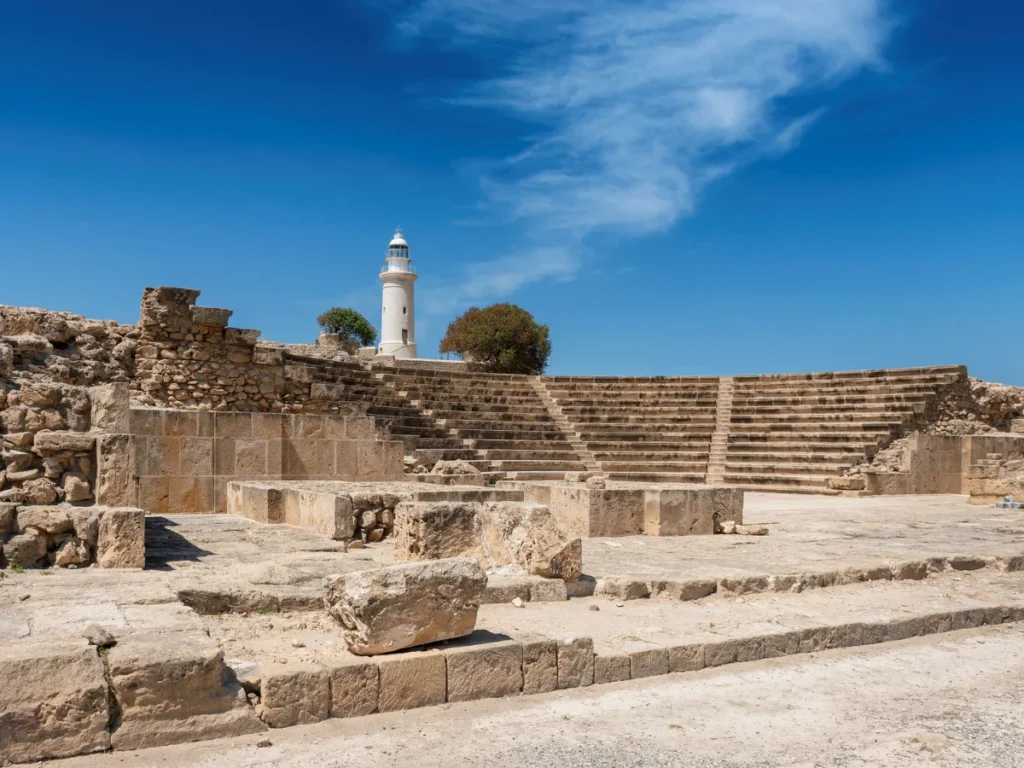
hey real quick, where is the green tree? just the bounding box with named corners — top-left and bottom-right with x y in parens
top-left (316, 307), bottom-right (377, 347)
top-left (439, 303), bottom-right (551, 374)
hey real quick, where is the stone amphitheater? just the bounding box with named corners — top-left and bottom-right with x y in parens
top-left (2, 286), bottom-right (1024, 764)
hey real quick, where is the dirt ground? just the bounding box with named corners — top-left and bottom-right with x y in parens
top-left (47, 623), bottom-right (1024, 768)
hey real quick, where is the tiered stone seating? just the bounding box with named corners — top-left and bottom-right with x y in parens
top-left (281, 354), bottom-right (475, 462)
top-left (541, 376), bottom-right (720, 482)
top-left (376, 368), bottom-right (587, 480)
top-left (723, 366), bottom-right (966, 493)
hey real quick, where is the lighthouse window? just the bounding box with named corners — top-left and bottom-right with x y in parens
top-left (403, 307), bottom-right (407, 314)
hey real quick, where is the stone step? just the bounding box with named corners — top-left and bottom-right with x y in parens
top-left (721, 471), bottom-right (835, 488)
top-left (478, 449), bottom-right (584, 461)
top-left (600, 461), bottom-right (708, 473)
top-left (501, 470), bottom-right (571, 481)
top-left (723, 460), bottom-right (855, 475)
top-left (604, 471), bottom-right (707, 483)
top-left (592, 450), bottom-right (710, 461)
top-left (728, 422), bottom-right (900, 434)
top-left (561, 413), bottom-right (717, 425)
top-left (452, 428), bottom-right (573, 442)
top-left (730, 407), bottom-right (921, 420)
top-left (490, 459), bottom-right (587, 472)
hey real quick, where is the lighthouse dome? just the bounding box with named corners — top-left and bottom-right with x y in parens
top-left (389, 230), bottom-right (408, 249)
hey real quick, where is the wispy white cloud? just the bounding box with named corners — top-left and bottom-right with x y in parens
top-left (392, 0), bottom-right (891, 309)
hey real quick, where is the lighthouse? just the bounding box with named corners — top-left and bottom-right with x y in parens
top-left (378, 229), bottom-right (418, 358)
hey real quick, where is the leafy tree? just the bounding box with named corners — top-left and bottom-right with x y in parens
top-left (316, 307), bottom-right (377, 347)
top-left (439, 303), bottom-right (551, 374)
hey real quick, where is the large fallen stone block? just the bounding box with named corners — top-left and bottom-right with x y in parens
top-left (0, 641), bottom-right (111, 762)
top-left (393, 501), bottom-right (582, 580)
top-left (324, 558), bottom-right (487, 655)
top-left (106, 630), bottom-right (266, 750)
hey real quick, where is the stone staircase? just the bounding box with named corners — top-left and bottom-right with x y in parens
top-left (705, 377), bottom-right (734, 485)
top-left (375, 368), bottom-right (587, 481)
top-left (540, 376), bottom-right (720, 483)
top-left (529, 377), bottom-right (602, 475)
top-left (279, 354), bottom-right (473, 463)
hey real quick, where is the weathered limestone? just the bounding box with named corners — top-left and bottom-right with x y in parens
top-left (105, 631), bottom-right (266, 749)
top-left (0, 504), bottom-right (142, 570)
top-left (324, 558), bottom-right (487, 655)
top-left (393, 500), bottom-right (582, 580)
top-left (132, 408), bottom-right (403, 514)
top-left (328, 658), bottom-right (379, 718)
top-left (376, 651), bottom-right (447, 712)
top-left (444, 636), bottom-right (523, 702)
top-left (521, 637), bottom-right (558, 694)
top-left (96, 507), bottom-right (146, 568)
top-left (260, 663), bottom-right (331, 727)
top-left (547, 485), bottom-right (644, 537)
top-left (556, 636), bottom-right (595, 689)
top-left (0, 642), bottom-right (110, 762)
top-left (644, 485), bottom-right (744, 536)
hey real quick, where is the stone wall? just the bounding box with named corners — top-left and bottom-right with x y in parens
top-left (130, 408), bottom-right (404, 514)
top-left (0, 503), bottom-right (145, 570)
top-left (966, 451), bottom-right (1024, 505)
top-left (862, 433), bottom-right (1024, 496)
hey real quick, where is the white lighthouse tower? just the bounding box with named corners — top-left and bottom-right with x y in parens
top-left (378, 229), bottom-right (418, 359)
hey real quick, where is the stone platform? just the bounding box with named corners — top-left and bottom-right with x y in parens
top-left (4, 492), bottom-right (1024, 763)
top-left (500, 479), bottom-right (743, 537)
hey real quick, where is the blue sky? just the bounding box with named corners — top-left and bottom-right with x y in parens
top-left (1, 0), bottom-right (1021, 382)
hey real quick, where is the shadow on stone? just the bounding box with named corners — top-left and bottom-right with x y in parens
top-left (143, 516), bottom-right (214, 571)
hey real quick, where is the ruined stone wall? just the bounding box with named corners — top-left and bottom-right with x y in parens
top-left (129, 407), bottom-right (403, 514)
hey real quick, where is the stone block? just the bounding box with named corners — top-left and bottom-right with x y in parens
top-left (393, 501), bottom-right (482, 562)
top-left (145, 435), bottom-right (182, 476)
top-left (393, 501), bottom-right (582, 581)
top-left (164, 411), bottom-right (199, 437)
top-left (260, 664), bottom-right (331, 727)
top-left (444, 636), bottom-right (523, 702)
top-left (95, 433), bottom-right (135, 506)
top-left (548, 486), bottom-right (644, 538)
top-left (89, 382), bottom-right (130, 433)
top-left (106, 630), bottom-right (265, 749)
top-left (4, 529), bottom-right (49, 568)
top-left (96, 507), bottom-right (146, 569)
top-left (625, 643), bottom-right (669, 679)
top-left (234, 438), bottom-right (269, 478)
top-left (213, 437), bottom-right (236, 476)
top-left (0, 641), bottom-right (110, 762)
top-left (229, 483), bottom-right (285, 524)
top-left (16, 504), bottom-right (73, 534)
top-left (483, 577), bottom-right (531, 604)
top-left (522, 637), bottom-right (558, 694)
top-left (252, 412), bottom-right (288, 438)
top-left (667, 642), bottom-right (706, 673)
top-left (138, 476), bottom-right (169, 515)
top-left (190, 306), bottom-right (232, 327)
top-left (129, 407), bottom-right (164, 437)
top-left (556, 636), bottom-right (595, 689)
top-left (32, 430), bottom-right (96, 453)
top-left (529, 577), bottom-right (569, 602)
top-left (324, 558), bottom-right (486, 655)
top-left (644, 486), bottom-right (743, 536)
top-left (377, 651), bottom-right (446, 712)
top-left (593, 652), bottom-right (631, 685)
top-left (328, 658), bottom-right (379, 718)
top-left (286, 488), bottom-right (353, 540)
top-left (213, 411), bottom-right (252, 438)
top-left (181, 437), bottom-right (214, 476)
